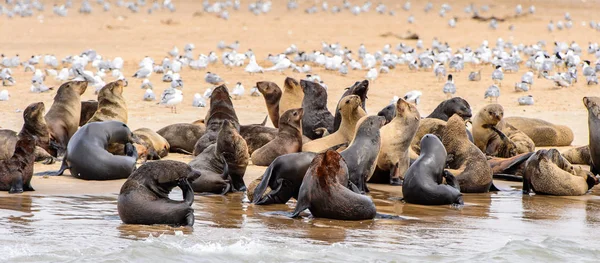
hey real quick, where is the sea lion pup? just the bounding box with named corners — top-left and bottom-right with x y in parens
top-left (133, 128), bottom-right (170, 160)
top-left (0, 134), bottom-right (36, 193)
top-left (193, 85), bottom-right (240, 155)
top-left (427, 97), bottom-right (472, 121)
top-left (303, 95), bottom-right (366, 153)
top-left (79, 100), bottom-right (98, 126)
top-left (402, 134), bottom-right (463, 205)
top-left (256, 81), bottom-right (282, 128)
top-left (0, 102), bottom-right (53, 162)
top-left (441, 114), bottom-right (493, 193)
top-left (504, 116), bottom-right (574, 147)
top-left (472, 104), bottom-right (534, 158)
top-left (118, 160), bottom-right (201, 226)
top-left (371, 98), bottom-right (420, 185)
top-left (157, 123), bottom-right (205, 155)
top-left (523, 149), bottom-right (598, 196)
top-left (333, 80), bottom-right (369, 132)
top-left (300, 80), bottom-right (334, 140)
top-left (290, 150), bottom-right (376, 220)
top-left (562, 146), bottom-right (590, 165)
top-left (45, 80), bottom-right (88, 156)
top-left (251, 108), bottom-right (303, 166)
top-left (58, 121), bottom-right (138, 180)
top-left (584, 97), bottom-right (600, 175)
top-left (87, 80), bottom-right (128, 124)
top-left (279, 77), bottom-right (304, 120)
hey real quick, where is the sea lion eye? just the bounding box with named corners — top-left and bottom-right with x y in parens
top-left (345, 100), bottom-right (349, 104)
top-left (293, 112), bottom-right (298, 116)
top-left (488, 111), bottom-right (492, 115)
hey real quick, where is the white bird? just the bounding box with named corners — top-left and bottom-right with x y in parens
top-left (492, 65), bottom-right (504, 86)
top-left (168, 46), bottom-right (179, 57)
top-left (141, 79), bottom-right (153, 89)
top-left (132, 64), bottom-right (152, 79)
top-left (203, 88), bottom-right (213, 99)
top-left (366, 68), bottom-right (378, 82)
top-left (192, 93), bottom-right (206, 107)
top-left (143, 88), bottom-right (156, 101)
top-left (112, 57), bottom-right (124, 70)
top-left (250, 86), bottom-right (260, 97)
top-left (160, 88), bottom-right (183, 113)
top-left (443, 74), bottom-right (456, 98)
top-left (245, 55), bottom-right (263, 74)
top-left (30, 78), bottom-right (51, 93)
top-left (515, 82), bottom-right (530, 92)
top-left (231, 82), bottom-right (245, 100)
top-left (265, 56), bottom-right (291, 72)
top-left (0, 89), bottom-right (9, 101)
top-left (56, 68), bottom-right (69, 82)
top-left (542, 71), bottom-right (571, 88)
top-left (468, 70), bottom-right (481, 81)
top-left (404, 90), bottom-right (422, 105)
top-left (518, 95), bottom-right (534, 106)
top-left (587, 75), bottom-right (599, 85)
top-left (485, 84), bottom-right (500, 102)
top-left (93, 76), bottom-right (106, 94)
top-left (390, 96), bottom-right (400, 105)
top-left (521, 71), bottom-right (534, 85)
top-left (205, 72), bottom-right (223, 85)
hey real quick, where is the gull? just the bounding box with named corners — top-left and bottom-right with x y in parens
top-left (448, 17), bottom-right (456, 28)
top-left (74, 67), bottom-right (96, 83)
top-left (518, 95), bottom-right (534, 106)
top-left (306, 74), bottom-right (321, 82)
top-left (366, 68), bottom-right (378, 82)
top-left (45, 69), bottom-right (58, 79)
top-left (160, 88), bottom-right (183, 113)
top-left (404, 90), bottom-right (422, 105)
top-left (92, 76), bottom-right (106, 94)
top-left (184, 43), bottom-right (195, 53)
top-left (30, 77), bottom-right (52, 93)
top-left (379, 66), bottom-right (390, 74)
top-left (390, 96), bottom-right (400, 105)
top-left (542, 71), bottom-right (571, 88)
top-left (192, 93), bottom-right (206, 107)
top-left (265, 56), bottom-right (291, 72)
top-left (231, 82), bottom-right (245, 100)
top-left (203, 88), bottom-right (213, 99)
top-left (56, 68), bottom-right (69, 81)
top-left (140, 79), bottom-right (153, 89)
top-left (143, 88), bottom-right (156, 101)
top-left (587, 74), bottom-right (598, 85)
top-left (548, 20), bottom-right (554, 32)
top-left (443, 74), bottom-right (456, 98)
top-left (0, 89), bottom-right (9, 101)
top-left (484, 84), bottom-right (500, 102)
top-left (583, 60), bottom-right (595, 77)
top-left (521, 71), bottom-right (534, 85)
top-left (469, 70), bottom-right (481, 81)
top-left (205, 72), bottom-right (223, 85)
top-left (112, 57), bottom-right (124, 70)
top-left (250, 86), bottom-right (260, 97)
top-left (245, 55), bottom-right (263, 74)
top-left (515, 82), bottom-right (530, 92)
top-left (434, 63), bottom-right (446, 81)
top-left (339, 63), bottom-right (348, 75)
top-left (171, 79), bottom-right (183, 89)
top-left (492, 65), bottom-right (504, 86)
top-left (132, 64), bottom-right (152, 79)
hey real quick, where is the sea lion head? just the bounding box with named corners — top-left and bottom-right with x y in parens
top-left (300, 80), bottom-right (327, 107)
top-left (395, 97), bottom-right (421, 122)
top-left (22, 102), bottom-right (51, 153)
top-left (256, 81), bottom-right (282, 102)
top-left (284, 77), bottom-right (300, 92)
top-left (210, 84), bottom-right (232, 103)
top-left (584, 97), bottom-right (600, 117)
top-left (420, 134), bottom-right (447, 164)
top-left (279, 108), bottom-right (303, 131)
top-left (445, 114), bottom-right (469, 140)
top-left (105, 121), bottom-right (135, 144)
top-left (354, 115), bottom-right (385, 140)
top-left (377, 104), bottom-right (396, 124)
top-left (130, 161), bottom-right (201, 197)
top-left (338, 95), bottom-right (361, 116)
top-left (349, 80), bottom-right (369, 103)
top-left (478, 104), bottom-right (504, 126)
top-left (60, 80), bottom-right (88, 95)
top-left (445, 97), bottom-right (472, 120)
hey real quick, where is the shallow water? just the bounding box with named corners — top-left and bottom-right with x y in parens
top-left (1, 185), bottom-right (600, 263)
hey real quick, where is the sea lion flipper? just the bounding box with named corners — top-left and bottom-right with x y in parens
top-left (443, 170), bottom-right (460, 191)
top-left (178, 177), bottom-right (195, 206)
top-left (348, 181), bottom-right (361, 194)
top-left (253, 164), bottom-right (276, 203)
top-left (8, 175), bottom-right (24, 194)
top-left (256, 178), bottom-right (295, 205)
top-left (290, 185), bottom-right (310, 218)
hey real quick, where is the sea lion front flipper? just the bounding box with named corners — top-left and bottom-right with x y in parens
top-left (290, 185), bottom-right (311, 218)
top-left (443, 170), bottom-right (461, 192)
top-left (178, 177), bottom-right (195, 206)
top-left (260, 115), bottom-right (268, 126)
top-left (219, 154), bottom-right (233, 194)
top-left (253, 164), bottom-right (275, 203)
top-left (389, 163), bottom-right (403, 186)
top-left (256, 178), bottom-right (295, 205)
top-left (348, 181), bottom-right (361, 194)
top-left (9, 174), bottom-right (24, 194)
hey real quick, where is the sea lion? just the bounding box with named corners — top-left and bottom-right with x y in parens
top-left (523, 149), bottom-right (598, 196)
top-left (79, 100), bottom-right (98, 126)
top-left (0, 102), bottom-right (53, 162)
top-left (472, 104), bottom-right (534, 157)
top-left (59, 121), bottom-right (138, 180)
top-left (333, 80), bottom-right (369, 132)
top-left (117, 160), bottom-right (201, 226)
top-left (189, 120), bottom-right (249, 193)
top-left (157, 123), bottom-right (205, 155)
top-left (441, 114), bottom-right (493, 193)
top-left (409, 118), bottom-right (447, 159)
top-left (251, 108), bottom-right (303, 166)
top-left (45, 81), bottom-right (88, 156)
top-left (402, 134), bottom-right (463, 205)
top-left (488, 152), bottom-right (534, 181)
top-left (87, 80), bottom-right (128, 124)
top-left (562, 146), bottom-right (590, 165)
top-left (256, 81), bottom-right (282, 128)
top-left (290, 150), bottom-right (376, 220)
top-left (303, 95), bottom-right (366, 153)
top-left (134, 128), bottom-right (170, 159)
top-left (301, 80), bottom-right (334, 140)
top-left (377, 103), bottom-right (396, 124)
top-left (279, 77), bottom-right (304, 120)
top-left (584, 97), bottom-right (600, 175)
top-left (371, 98), bottom-right (420, 185)
top-left (427, 97), bottom-right (472, 121)
top-left (239, 124), bottom-right (277, 155)
top-left (504, 116), bottom-right (574, 147)
top-left (193, 85), bottom-right (240, 155)
top-left (0, 134), bottom-right (36, 193)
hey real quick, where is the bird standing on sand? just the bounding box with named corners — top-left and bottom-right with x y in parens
top-left (434, 63), bottom-right (446, 81)
top-left (518, 95), bottom-right (534, 105)
top-left (485, 84), bottom-right (500, 102)
top-left (141, 79), bottom-right (153, 89)
top-left (515, 82), bottom-right (530, 92)
top-left (232, 82), bottom-right (245, 100)
top-left (366, 68), bottom-right (378, 82)
top-left (521, 71), bottom-right (534, 86)
top-left (160, 88), bottom-right (183, 113)
top-left (192, 93), bottom-right (206, 107)
top-left (250, 86), bottom-right (260, 97)
top-left (245, 55), bottom-right (263, 74)
top-left (404, 90), bottom-right (422, 105)
top-left (443, 74), bottom-right (456, 98)
top-left (469, 70), bottom-right (481, 81)
top-left (143, 88), bottom-right (155, 101)
top-left (492, 65), bottom-right (504, 86)
top-left (205, 72), bottom-right (223, 85)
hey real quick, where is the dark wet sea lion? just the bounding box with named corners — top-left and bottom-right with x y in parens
top-left (193, 85), bottom-right (240, 155)
top-left (45, 81), bottom-right (88, 156)
top-left (377, 103), bottom-right (395, 124)
top-left (427, 97), bottom-right (472, 121)
top-left (87, 80), bottom-right (128, 124)
top-left (504, 116), bottom-right (574, 147)
top-left (279, 77), bottom-right (304, 121)
top-left (118, 160), bottom-right (201, 226)
top-left (303, 95), bottom-right (366, 153)
top-left (523, 149), bottom-right (598, 196)
top-left (251, 108), bottom-right (303, 166)
top-left (301, 80), bottom-right (334, 139)
top-left (290, 150), bottom-right (376, 220)
top-left (333, 80), bottom-right (369, 132)
top-left (134, 128), bottom-right (170, 159)
top-left (79, 100), bottom-right (98, 126)
top-left (441, 114), bottom-right (492, 193)
top-left (157, 123), bottom-right (205, 155)
top-left (0, 134), bottom-right (36, 193)
top-left (402, 134), bottom-right (463, 205)
top-left (256, 81), bottom-right (282, 128)
top-left (59, 121), bottom-right (138, 180)
top-left (584, 97), bottom-right (600, 175)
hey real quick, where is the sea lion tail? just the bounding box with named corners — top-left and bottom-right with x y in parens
top-left (253, 162), bottom-right (276, 203)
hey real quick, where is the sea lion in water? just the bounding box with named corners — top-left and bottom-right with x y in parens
top-left (256, 81), bottom-right (282, 128)
top-left (402, 134), bottom-right (463, 205)
top-left (472, 104), bottom-right (534, 157)
top-left (301, 80), bottom-right (334, 139)
top-left (117, 160), bottom-right (201, 226)
top-left (290, 150), bottom-right (376, 220)
top-left (523, 149), bottom-right (598, 196)
top-left (86, 80), bottom-right (128, 124)
top-left (371, 98), bottom-right (420, 185)
top-left (79, 100), bottom-right (98, 126)
top-left (193, 85), bottom-right (240, 155)
top-left (0, 134), bottom-right (36, 193)
top-left (251, 108), bottom-right (303, 166)
top-left (441, 114), bottom-right (493, 193)
top-left (133, 128), bottom-right (170, 159)
top-left (59, 121), bottom-right (138, 180)
top-left (333, 80), bottom-right (369, 132)
top-left (279, 77), bottom-right (304, 121)
top-left (45, 81), bottom-right (88, 156)
top-left (303, 95), bottom-right (366, 153)
top-left (0, 102), bottom-right (53, 162)
top-left (157, 123), bottom-right (205, 155)
top-left (584, 97), bottom-right (600, 175)
top-left (504, 116), bottom-right (574, 147)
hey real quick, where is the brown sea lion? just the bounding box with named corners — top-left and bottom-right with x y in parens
top-left (562, 146), bottom-right (590, 165)
top-left (79, 100), bottom-right (98, 126)
top-left (441, 114), bottom-right (493, 193)
top-left (251, 108), bottom-right (304, 166)
top-left (333, 80), bottom-right (369, 132)
top-left (300, 80), bottom-right (334, 139)
top-left (584, 97), bottom-right (600, 175)
top-left (0, 102), bottom-right (53, 162)
top-left (523, 149), bottom-right (598, 196)
top-left (157, 123), bottom-right (206, 155)
top-left (134, 128), bottom-right (170, 159)
top-left (193, 85), bottom-right (240, 155)
top-left (409, 118), bottom-right (447, 159)
top-left (371, 98), bottom-right (420, 185)
top-left (504, 116), bottom-right (574, 147)
top-left (45, 81), bottom-right (88, 156)
top-left (256, 81), bottom-right (282, 128)
top-left (87, 80), bottom-right (128, 124)
top-left (303, 95), bottom-right (366, 153)
top-left (290, 150), bottom-right (376, 220)
top-left (239, 124), bottom-right (277, 155)
top-left (118, 160), bottom-right (201, 226)
top-left (279, 77), bottom-right (303, 121)
top-left (0, 134), bottom-right (36, 193)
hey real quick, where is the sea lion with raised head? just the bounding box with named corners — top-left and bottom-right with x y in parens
top-left (193, 85), bottom-right (240, 155)
top-left (333, 80), bottom-right (369, 131)
top-left (402, 134), bottom-right (463, 205)
top-left (427, 97), bottom-right (472, 121)
top-left (86, 80), bottom-right (128, 124)
top-left (0, 134), bottom-right (36, 193)
top-left (251, 108), bottom-right (303, 166)
top-left (504, 116), bottom-right (574, 147)
top-left (157, 123), bottom-right (206, 155)
top-left (279, 77), bottom-right (304, 120)
top-left (301, 80), bottom-right (334, 140)
top-left (256, 81), bottom-right (282, 128)
top-left (117, 160), bottom-right (201, 226)
top-left (0, 102), bottom-right (53, 163)
top-left (45, 81), bottom-right (88, 156)
top-left (290, 150), bottom-right (376, 220)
